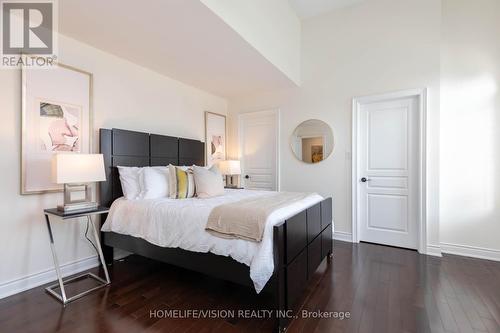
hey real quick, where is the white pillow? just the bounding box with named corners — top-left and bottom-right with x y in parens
top-left (142, 166), bottom-right (169, 199)
top-left (117, 166), bottom-right (143, 200)
top-left (192, 165), bottom-right (224, 198)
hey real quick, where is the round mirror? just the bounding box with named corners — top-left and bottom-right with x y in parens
top-left (290, 119), bottom-right (334, 164)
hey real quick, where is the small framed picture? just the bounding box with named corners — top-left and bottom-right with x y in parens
top-left (311, 145), bottom-right (324, 163)
top-left (21, 63), bottom-right (93, 194)
top-left (205, 111), bottom-right (226, 167)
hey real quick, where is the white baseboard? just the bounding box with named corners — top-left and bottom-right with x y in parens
top-left (426, 244), bottom-right (442, 257)
top-left (0, 255), bottom-right (99, 300)
top-left (441, 242), bottom-right (500, 262)
top-left (333, 231), bottom-right (353, 242)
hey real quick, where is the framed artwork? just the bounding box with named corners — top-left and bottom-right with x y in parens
top-left (205, 111), bottom-right (226, 167)
top-left (311, 145), bottom-right (324, 163)
top-left (21, 63), bottom-right (93, 194)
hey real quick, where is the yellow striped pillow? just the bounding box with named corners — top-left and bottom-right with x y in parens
top-left (168, 165), bottom-right (195, 199)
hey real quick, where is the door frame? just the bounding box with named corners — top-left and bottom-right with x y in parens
top-left (351, 88), bottom-right (427, 254)
top-left (238, 109), bottom-right (280, 191)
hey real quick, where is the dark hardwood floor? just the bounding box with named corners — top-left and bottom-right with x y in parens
top-left (2, 241), bottom-right (500, 333)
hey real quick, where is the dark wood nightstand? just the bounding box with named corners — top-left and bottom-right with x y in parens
top-left (43, 206), bottom-right (111, 305)
top-left (224, 186), bottom-right (244, 189)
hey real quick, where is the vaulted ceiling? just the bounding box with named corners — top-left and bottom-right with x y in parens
top-left (59, 0), bottom-right (297, 98)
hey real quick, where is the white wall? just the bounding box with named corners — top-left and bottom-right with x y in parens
top-left (440, 0), bottom-right (500, 253)
top-left (227, 0), bottom-right (442, 251)
top-left (0, 34), bottom-right (227, 297)
top-left (200, 0), bottom-right (301, 86)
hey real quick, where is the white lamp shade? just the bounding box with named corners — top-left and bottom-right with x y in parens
top-left (218, 160), bottom-right (241, 175)
top-left (52, 154), bottom-right (106, 184)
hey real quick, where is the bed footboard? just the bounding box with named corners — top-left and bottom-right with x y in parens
top-left (272, 197), bottom-right (333, 332)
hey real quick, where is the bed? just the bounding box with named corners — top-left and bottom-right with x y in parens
top-left (99, 128), bottom-right (333, 332)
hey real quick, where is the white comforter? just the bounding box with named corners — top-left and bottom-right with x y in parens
top-left (101, 189), bottom-right (323, 293)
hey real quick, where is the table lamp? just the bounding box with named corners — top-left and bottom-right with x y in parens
top-left (52, 154), bottom-right (106, 213)
top-left (218, 160), bottom-right (241, 188)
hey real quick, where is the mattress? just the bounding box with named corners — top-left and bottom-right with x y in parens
top-left (101, 189), bottom-right (323, 293)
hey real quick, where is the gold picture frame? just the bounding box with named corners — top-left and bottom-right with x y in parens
top-left (21, 63), bottom-right (93, 195)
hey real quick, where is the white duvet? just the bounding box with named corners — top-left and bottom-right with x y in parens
top-left (101, 189), bottom-right (323, 293)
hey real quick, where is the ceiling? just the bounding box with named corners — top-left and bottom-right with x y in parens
top-left (289, 0), bottom-right (365, 19)
top-left (59, 0), bottom-right (296, 98)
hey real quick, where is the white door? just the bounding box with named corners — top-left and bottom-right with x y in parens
top-left (239, 110), bottom-right (279, 191)
top-left (357, 96), bottom-right (419, 249)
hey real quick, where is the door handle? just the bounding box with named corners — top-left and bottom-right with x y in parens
top-left (245, 175), bottom-right (250, 179)
top-left (360, 177), bottom-right (371, 183)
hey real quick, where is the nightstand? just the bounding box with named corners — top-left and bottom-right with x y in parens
top-left (43, 207), bottom-right (111, 305)
top-left (224, 186), bottom-right (244, 189)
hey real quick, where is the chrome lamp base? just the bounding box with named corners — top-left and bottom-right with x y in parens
top-left (224, 175), bottom-right (241, 188)
top-left (57, 183), bottom-right (98, 213)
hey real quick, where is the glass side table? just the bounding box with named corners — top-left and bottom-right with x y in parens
top-left (43, 206), bottom-right (111, 305)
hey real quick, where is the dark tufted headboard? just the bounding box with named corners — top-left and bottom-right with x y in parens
top-left (99, 128), bottom-right (204, 207)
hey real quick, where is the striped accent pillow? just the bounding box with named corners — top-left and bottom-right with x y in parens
top-left (168, 165), bottom-right (195, 199)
